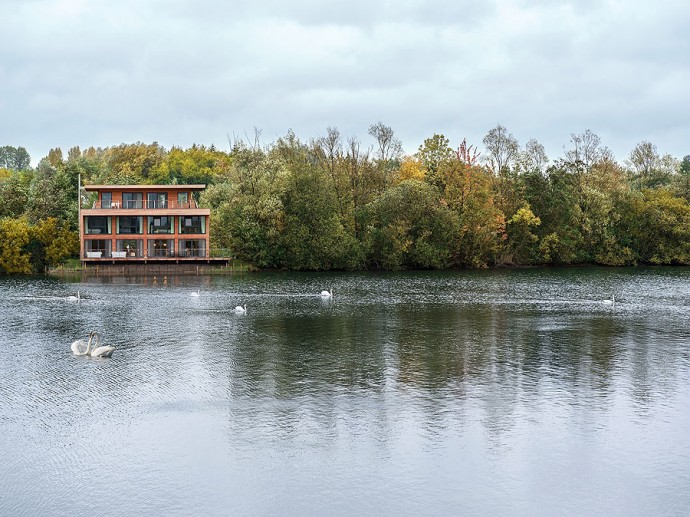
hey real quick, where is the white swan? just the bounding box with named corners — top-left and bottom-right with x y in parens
top-left (71, 334), bottom-right (93, 355)
top-left (67, 291), bottom-right (81, 302)
top-left (190, 290), bottom-right (200, 297)
top-left (234, 305), bottom-right (246, 314)
top-left (90, 332), bottom-right (115, 358)
top-left (320, 289), bottom-right (332, 298)
top-left (603, 295), bottom-right (615, 305)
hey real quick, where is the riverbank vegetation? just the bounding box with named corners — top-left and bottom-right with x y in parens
top-left (1, 127), bottom-right (689, 274)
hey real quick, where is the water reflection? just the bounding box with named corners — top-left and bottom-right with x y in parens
top-left (2, 268), bottom-right (690, 515)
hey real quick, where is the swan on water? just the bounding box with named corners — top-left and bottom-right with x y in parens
top-left (234, 305), bottom-right (246, 314)
top-left (603, 295), bottom-right (615, 305)
top-left (89, 331), bottom-right (115, 358)
top-left (71, 334), bottom-right (92, 355)
top-left (320, 289), bottom-right (332, 298)
top-left (190, 290), bottom-right (200, 297)
top-left (67, 291), bottom-right (81, 302)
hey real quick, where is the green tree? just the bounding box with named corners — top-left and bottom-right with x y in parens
top-left (0, 146), bottom-right (31, 171)
top-left (0, 171), bottom-right (30, 218)
top-left (504, 205), bottom-right (541, 265)
top-left (630, 189), bottom-right (690, 264)
top-left (364, 180), bottom-right (457, 270)
top-left (417, 134), bottom-right (453, 189)
top-left (674, 155), bottom-right (690, 200)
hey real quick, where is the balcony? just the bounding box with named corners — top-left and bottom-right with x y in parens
top-left (90, 200), bottom-right (200, 210)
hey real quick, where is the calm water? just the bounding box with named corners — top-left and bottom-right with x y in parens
top-left (1, 268), bottom-right (690, 516)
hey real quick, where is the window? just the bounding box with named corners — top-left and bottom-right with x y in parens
top-left (148, 239), bottom-right (174, 257)
top-left (117, 216), bottom-right (142, 234)
top-left (101, 192), bottom-right (112, 209)
top-left (85, 216), bottom-right (111, 234)
top-left (179, 239), bottom-right (206, 257)
top-left (180, 216), bottom-right (205, 234)
top-left (85, 239), bottom-right (111, 257)
top-left (117, 239), bottom-right (142, 257)
top-left (148, 216), bottom-right (173, 234)
top-left (122, 192), bottom-right (143, 209)
top-left (177, 192), bottom-right (188, 208)
top-left (147, 192), bottom-right (168, 209)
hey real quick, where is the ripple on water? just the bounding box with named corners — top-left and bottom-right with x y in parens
top-left (2, 269), bottom-right (690, 515)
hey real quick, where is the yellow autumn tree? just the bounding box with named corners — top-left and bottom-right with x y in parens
top-left (397, 155), bottom-right (425, 183)
top-left (0, 217), bottom-right (32, 274)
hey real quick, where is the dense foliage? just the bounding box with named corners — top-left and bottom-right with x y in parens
top-left (1, 127), bottom-right (689, 274)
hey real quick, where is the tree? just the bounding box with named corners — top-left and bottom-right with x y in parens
top-left (0, 217), bottom-right (32, 274)
top-left (398, 155), bottom-right (425, 182)
top-left (417, 134), bottom-right (453, 189)
top-left (516, 138), bottom-right (549, 175)
top-left (504, 205), bottom-right (541, 265)
top-left (627, 140), bottom-right (673, 189)
top-left (482, 124), bottom-right (518, 177)
top-left (28, 218), bottom-right (80, 272)
top-left (363, 180), bottom-right (456, 270)
top-left (0, 146), bottom-right (31, 171)
top-left (0, 171), bottom-right (30, 218)
top-left (630, 189), bottom-right (690, 264)
top-left (674, 155), bottom-right (690, 201)
top-left (368, 122), bottom-right (403, 164)
top-left (564, 130), bottom-right (612, 168)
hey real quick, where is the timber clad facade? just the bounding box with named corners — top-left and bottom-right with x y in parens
top-left (80, 184), bottom-right (211, 262)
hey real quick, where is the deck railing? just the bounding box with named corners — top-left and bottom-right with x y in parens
top-left (83, 248), bottom-right (232, 259)
top-left (88, 200), bottom-right (200, 210)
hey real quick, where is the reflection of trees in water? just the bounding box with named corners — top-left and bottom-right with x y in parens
top-left (187, 296), bottom-right (690, 446)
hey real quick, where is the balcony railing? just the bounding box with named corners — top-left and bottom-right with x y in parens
top-left (83, 249), bottom-right (220, 259)
top-left (88, 200), bottom-right (199, 210)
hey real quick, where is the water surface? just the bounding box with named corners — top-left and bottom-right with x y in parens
top-left (1, 268), bottom-right (690, 515)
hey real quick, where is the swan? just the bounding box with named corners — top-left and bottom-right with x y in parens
top-left (603, 295), bottom-right (615, 305)
top-left (190, 290), bottom-right (200, 297)
top-left (320, 289), bottom-right (332, 298)
top-left (67, 291), bottom-right (81, 302)
top-left (234, 305), bottom-right (246, 314)
top-left (89, 332), bottom-right (115, 358)
top-left (71, 333), bottom-right (93, 355)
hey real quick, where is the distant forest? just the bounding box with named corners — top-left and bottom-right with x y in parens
top-left (1, 123), bottom-right (690, 275)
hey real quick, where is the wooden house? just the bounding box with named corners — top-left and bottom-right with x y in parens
top-left (79, 184), bottom-right (211, 262)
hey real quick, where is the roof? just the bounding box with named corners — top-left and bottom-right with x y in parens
top-left (83, 184), bottom-right (207, 192)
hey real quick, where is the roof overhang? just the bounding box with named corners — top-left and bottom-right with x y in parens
top-left (83, 184), bottom-right (207, 192)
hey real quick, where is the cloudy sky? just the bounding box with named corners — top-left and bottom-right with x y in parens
top-left (1, 0), bottom-right (689, 165)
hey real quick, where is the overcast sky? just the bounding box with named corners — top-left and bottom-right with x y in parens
top-left (1, 0), bottom-right (689, 166)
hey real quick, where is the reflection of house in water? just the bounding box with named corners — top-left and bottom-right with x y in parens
top-left (79, 184), bottom-right (218, 264)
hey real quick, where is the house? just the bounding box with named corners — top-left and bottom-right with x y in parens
top-left (79, 184), bottom-right (211, 262)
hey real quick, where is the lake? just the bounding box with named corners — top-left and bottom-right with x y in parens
top-left (1, 268), bottom-right (690, 516)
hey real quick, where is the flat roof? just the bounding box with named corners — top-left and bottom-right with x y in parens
top-left (84, 184), bottom-right (206, 192)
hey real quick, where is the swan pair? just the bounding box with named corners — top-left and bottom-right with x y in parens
top-left (70, 332), bottom-right (115, 358)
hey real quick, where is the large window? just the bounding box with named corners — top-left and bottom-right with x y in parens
top-left (178, 239), bottom-right (206, 257)
top-left (147, 192), bottom-right (168, 209)
top-left (84, 239), bottom-right (111, 258)
top-left (180, 216), bottom-right (205, 234)
top-left (117, 216), bottom-right (142, 234)
top-left (147, 239), bottom-right (174, 257)
top-left (84, 216), bottom-right (111, 235)
top-left (148, 216), bottom-right (173, 234)
top-left (122, 192), bottom-right (143, 209)
top-left (116, 239), bottom-right (142, 257)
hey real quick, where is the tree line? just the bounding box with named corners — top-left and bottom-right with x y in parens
top-left (1, 126), bottom-right (689, 274)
